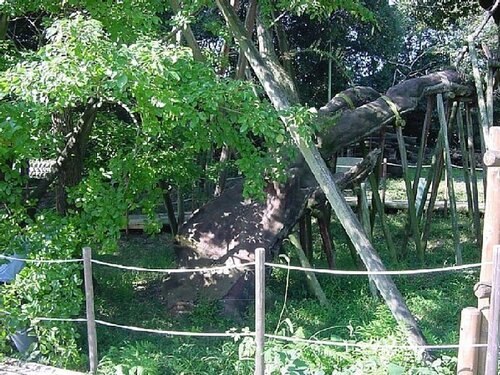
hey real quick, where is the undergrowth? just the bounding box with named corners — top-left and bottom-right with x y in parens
top-left (90, 209), bottom-right (481, 374)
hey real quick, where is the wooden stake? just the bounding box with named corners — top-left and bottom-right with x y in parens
top-left (358, 182), bottom-right (372, 240)
top-left (369, 174), bottom-right (397, 262)
top-left (436, 95), bottom-right (462, 265)
top-left (396, 125), bottom-right (423, 262)
top-left (254, 247), bottom-right (265, 375)
top-left (381, 157), bottom-right (387, 204)
top-left (456, 103), bottom-right (474, 216)
top-left (83, 247), bottom-right (98, 375)
top-left (465, 105), bottom-right (482, 248)
top-left (485, 246), bottom-right (500, 375)
top-left (413, 97), bottom-right (434, 199)
top-left (289, 234), bottom-right (328, 306)
top-left (468, 39), bottom-right (490, 144)
top-left (457, 307), bottom-right (481, 375)
top-left (477, 127), bottom-right (500, 374)
top-left (421, 151), bottom-right (444, 252)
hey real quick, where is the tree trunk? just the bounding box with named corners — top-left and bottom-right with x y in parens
top-left (164, 0), bottom-right (469, 357)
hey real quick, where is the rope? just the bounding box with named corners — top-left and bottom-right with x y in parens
top-left (0, 255), bottom-right (83, 264)
top-left (91, 259), bottom-right (256, 274)
top-left (381, 95), bottom-right (405, 128)
top-left (385, 161), bottom-right (484, 171)
top-left (265, 334), bottom-right (488, 350)
top-left (95, 320), bottom-right (255, 338)
top-left (30, 317), bottom-right (488, 350)
top-left (265, 262), bottom-right (487, 276)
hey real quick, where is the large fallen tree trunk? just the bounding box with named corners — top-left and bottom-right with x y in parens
top-left (163, 0), bottom-right (470, 358)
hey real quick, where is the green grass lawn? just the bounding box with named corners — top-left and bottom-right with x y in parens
top-left (91, 205), bottom-right (482, 374)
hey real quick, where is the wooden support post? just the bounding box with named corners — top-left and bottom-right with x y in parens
top-left (421, 151), bottom-right (444, 252)
top-left (485, 245), bottom-right (500, 375)
top-left (83, 247), bottom-right (98, 375)
top-left (413, 97), bottom-right (434, 200)
top-left (358, 182), bottom-right (378, 298)
top-left (299, 211), bottom-right (314, 263)
top-left (314, 206), bottom-right (336, 269)
top-left (468, 39), bottom-right (490, 144)
top-left (358, 182), bottom-right (372, 240)
top-left (483, 151), bottom-right (500, 167)
top-left (437, 95), bottom-right (462, 265)
top-left (254, 247), bottom-right (265, 375)
top-left (457, 103), bottom-right (474, 217)
top-left (477, 127), bottom-right (500, 374)
top-left (477, 114), bottom-right (488, 200)
top-left (457, 307), bottom-right (481, 375)
top-left (395, 125), bottom-right (423, 262)
top-left (369, 174), bottom-right (397, 262)
top-left (289, 234), bottom-right (328, 306)
top-left (381, 157), bottom-right (387, 204)
top-left (466, 105), bottom-right (482, 248)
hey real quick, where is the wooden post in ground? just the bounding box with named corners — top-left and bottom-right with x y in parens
top-left (457, 307), bottom-right (481, 375)
top-left (476, 127), bottom-right (500, 374)
top-left (413, 97), bottom-right (434, 200)
top-left (437, 95), bottom-right (462, 265)
top-left (369, 174), bottom-right (397, 262)
top-left (289, 234), bottom-right (328, 306)
top-left (254, 247), bottom-right (265, 375)
top-left (83, 247), bottom-right (98, 375)
top-left (465, 105), bottom-right (482, 248)
top-left (457, 103), bottom-right (474, 217)
top-left (485, 245), bottom-right (500, 375)
top-left (395, 124), bottom-right (423, 262)
top-left (381, 157), bottom-right (387, 204)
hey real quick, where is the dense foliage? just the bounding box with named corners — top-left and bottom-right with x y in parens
top-left (0, 0), bottom-right (494, 371)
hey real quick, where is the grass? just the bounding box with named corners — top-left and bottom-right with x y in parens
top-left (384, 165), bottom-right (485, 203)
top-left (89, 201), bottom-right (482, 374)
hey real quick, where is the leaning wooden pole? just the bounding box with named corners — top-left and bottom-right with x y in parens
top-left (456, 103), bottom-right (474, 217)
top-left (465, 104), bottom-right (482, 248)
top-left (437, 95), bottom-right (462, 265)
top-left (395, 122), bottom-right (423, 262)
top-left (475, 127), bottom-right (500, 374)
top-left (412, 96), bottom-right (434, 199)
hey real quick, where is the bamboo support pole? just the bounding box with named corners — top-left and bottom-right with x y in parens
top-left (254, 247), bottom-right (265, 375)
top-left (485, 245), bottom-right (500, 375)
top-left (83, 247), bottom-right (98, 375)
top-left (457, 307), bottom-right (481, 375)
top-left (396, 125), bottom-right (423, 262)
top-left (437, 95), bottom-right (462, 265)
top-left (476, 127), bottom-right (500, 374)
top-left (465, 105), bottom-right (482, 248)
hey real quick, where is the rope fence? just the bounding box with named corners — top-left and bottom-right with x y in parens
top-left (384, 161), bottom-right (484, 171)
top-left (2, 247), bottom-right (498, 374)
